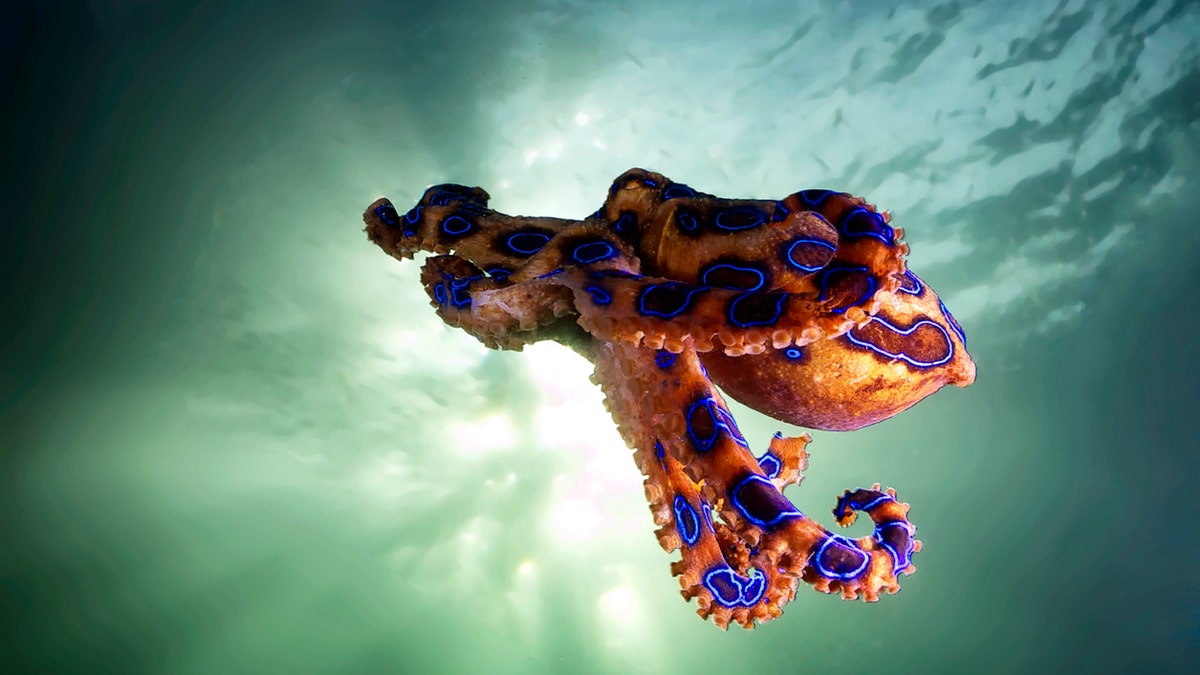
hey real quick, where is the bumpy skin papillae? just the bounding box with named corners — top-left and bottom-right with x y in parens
top-left (363, 168), bottom-right (975, 628)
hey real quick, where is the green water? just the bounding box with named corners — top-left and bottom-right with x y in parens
top-left (4, 1), bottom-right (1198, 673)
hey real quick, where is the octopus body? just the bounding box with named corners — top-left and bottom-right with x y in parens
top-left (363, 169), bottom-right (975, 629)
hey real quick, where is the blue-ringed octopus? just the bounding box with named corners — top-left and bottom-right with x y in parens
top-left (363, 168), bottom-right (976, 629)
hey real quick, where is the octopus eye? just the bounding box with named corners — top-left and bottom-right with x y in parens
top-left (816, 265), bottom-right (876, 314)
top-left (784, 236), bottom-right (836, 273)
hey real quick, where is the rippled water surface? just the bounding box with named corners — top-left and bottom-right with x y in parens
top-left (5, 1), bottom-right (1199, 672)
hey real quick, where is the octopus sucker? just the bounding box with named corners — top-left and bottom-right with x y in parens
top-left (363, 168), bottom-right (975, 628)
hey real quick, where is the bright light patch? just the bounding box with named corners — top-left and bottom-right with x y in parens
top-left (599, 587), bottom-right (637, 619)
top-left (450, 414), bottom-right (516, 455)
top-left (575, 111), bottom-right (590, 126)
top-left (550, 496), bottom-right (603, 543)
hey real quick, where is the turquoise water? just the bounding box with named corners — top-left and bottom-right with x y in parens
top-left (4, 1), bottom-right (1198, 672)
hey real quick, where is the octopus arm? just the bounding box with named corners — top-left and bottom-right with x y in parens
top-left (591, 340), bottom-right (920, 629)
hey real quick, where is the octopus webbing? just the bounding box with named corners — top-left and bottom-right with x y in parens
top-left (363, 168), bottom-right (976, 629)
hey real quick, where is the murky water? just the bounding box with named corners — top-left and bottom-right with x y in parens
top-left (5, 1), bottom-right (1198, 672)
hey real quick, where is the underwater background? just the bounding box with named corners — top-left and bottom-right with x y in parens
top-left (4, 0), bottom-right (1198, 672)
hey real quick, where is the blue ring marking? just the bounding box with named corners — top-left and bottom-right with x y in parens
top-left (591, 269), bottom-right (638, 280)
top-left (686, 398), bottom-right (720, 453)
top-left (443, 274), bottom-right (480, 308)
top-left (654, 350), bottom-right (676, 368)
top-left (614, 211), bottom-right (636, 234)
top-left (729, 474), bottom-right (804, 528)
top-left (536, 268), bottom-right (564, 279)
top-left (703, 566), bottom-right (767, 608)
top-left (700, 263), bottom-right (766, 291)
top-left (486, 267), bottom-right (510, 281)
top-left (836, 491), bottom-right (895, 513)
top-left (642, 177), bottom-right (659, 188)
top-left (899, 270), bottom-right (923, 295)
top-left (588, 209), bottom-right (602, 220)
top-left (432, 283), bottom-right (447, 306)
top-left (728, 292), bottom-right (787, 328)
top-left (663, 183), bottom-right (697, 200)
top-left (757, 452), bottom-right (782, 479)
top-left (939, 298), bottom-right (967, 343)
top-left (426, 186), bottom-right (482, 207)
top-left (676, 211), bottom-right (699, 233)
top-left (441, 215), bottom-right (474, 236)
top-left (713, 206), bottom-right (767, 231)
top-left (813, 534), bottom-right (870, 580)
top-left (783, 347), bottom-right (803, 360)
top-left (717, 404), bottom-right (748, 448)
top-left (685, 397), bottom-right (748, 453)
top-left (840, 206), bottom-right (895, 245)
top-left (427, 190), bottom-right (457, 206)
top-left (449, 287), bottom-right (472, 307)
top-left (816, 265), bottom-right (875, 314)
top-left (798, 189), bottom-right (835, 208)
top-left (861, 493), bottom-right (895, 511)
top-left (772, 200), bottom-right (790, 222)
top-left (654, 440), bottom-right (665, 463)
top-left (875, 520), bottom-right (916, 571)
top-left (584, 285), bottom-right (612, 305)
top-left (673, 495), bottom-right (702, 547)
top-left (785, 237), bottom-right (837, 272)
top-left (374, 201), bottom-right (400, 226)
top-left (571, 241), bottom-right (617, 264)
top-left (506, 231), bottom-right (552, 255)
top-left (845, 317), bottom-right (955, 367)
top-left (401, 206), bottom-right (421, 236)
top-left (456, 201), bottom-right (487, 216)
top-left (638, 282), bottom-right (704, 319)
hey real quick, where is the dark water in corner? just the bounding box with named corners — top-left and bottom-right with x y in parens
top-left (4, 1), bottom-right (1198, 673)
